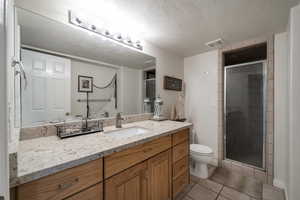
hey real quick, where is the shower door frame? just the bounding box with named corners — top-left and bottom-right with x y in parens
top-left (223, 60), bottom-right (267, 170)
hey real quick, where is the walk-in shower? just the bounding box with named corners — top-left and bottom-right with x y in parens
top-left (224, 61), bottom-right (267, 169)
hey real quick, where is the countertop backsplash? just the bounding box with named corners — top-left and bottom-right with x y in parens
top-left (20, 113), bottom-right (154, 141)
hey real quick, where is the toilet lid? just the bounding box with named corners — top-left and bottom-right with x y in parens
top-left (190, 144), bottom-right (213, 155)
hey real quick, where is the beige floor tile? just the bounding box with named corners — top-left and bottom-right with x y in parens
top-left (263, 184), bottom-right (285, 200)
top-left (187, 184), bottom-right (218, 200)
top-left (217, 195), bottom-right (230, 200)
top-left (210, 168), bottom-right (263, 199)
top-left (242, 177), bottom-right (263, 199)
top-left (174, 192), bottom-right (187, 200)
top-left (174, 182), bottom-right (196, 200)
top-left (198, 178), bottom-right (223, 193)
top-left (210, 167), bottom-right (230, 184)
top-left (221, 187), bottom-right (251, 200)
top-left (190, 175), bottom-right (200, 184)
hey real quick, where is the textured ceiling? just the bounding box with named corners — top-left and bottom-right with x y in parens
top-left (16, 0), bottom-right (300, 57)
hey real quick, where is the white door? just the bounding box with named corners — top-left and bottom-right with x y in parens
top-left (21, 49), bottom-right (71, 126)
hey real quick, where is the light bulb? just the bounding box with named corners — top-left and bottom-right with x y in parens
top-left (75, 17), bottom-right (82, 24)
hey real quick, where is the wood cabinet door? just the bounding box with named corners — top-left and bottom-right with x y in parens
top-left (105, 162), bottom-right (148, 200)
top-left (148, 150), bottom-right (172, 200)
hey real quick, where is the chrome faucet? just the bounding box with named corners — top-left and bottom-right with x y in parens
top-left (115, 112), bottom-right (124, 128)
top-left (75, 115), bottom-right (88, 130)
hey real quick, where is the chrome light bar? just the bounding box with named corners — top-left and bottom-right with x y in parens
top-left (68, 10), bottom-right (143, 50)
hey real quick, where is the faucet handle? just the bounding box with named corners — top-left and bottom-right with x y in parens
top-left (117, 112), bottom-right (125, 120)
top-left (98, 120), bottom-right (104, 131)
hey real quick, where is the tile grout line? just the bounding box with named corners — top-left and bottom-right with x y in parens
top-left (190, 176), bottom-right (262, 200)
top-left (210, 175), bottom-right (263, 199)
top-left (216, 184), bottom-right (261, 200)
top-left (215, 185), bottom-right (225, 200)
top-left (197, 179), bottom-right (224, 195)
top-left (183, 182), bottom-right (197, 200)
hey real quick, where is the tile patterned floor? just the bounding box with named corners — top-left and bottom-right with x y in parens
top-left (176, 167), bottom-right (285, 200)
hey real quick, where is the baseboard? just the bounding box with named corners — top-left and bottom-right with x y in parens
top-left (273, 179), bottom-right (288, 200)
top-left (209, 158), bottom-right (218, 166)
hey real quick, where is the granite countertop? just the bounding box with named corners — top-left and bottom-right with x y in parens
top-left (12, 120), bottom-right (192, 187)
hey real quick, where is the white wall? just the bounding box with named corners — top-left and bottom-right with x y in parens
top-left (142, 42), bottom-right (184, 116)
top-left (274, 32), bottom-right (289, 191)
top-left (71, 60), bottom-right (119, 117)
top-left (71, 60), bottom-right (143, 118)
top-left (119, 67), bottom-right (143, 115)
top-left (288, 3), bottom-right (300, 200)
top-left (184, 50), bottom-right (219, 165)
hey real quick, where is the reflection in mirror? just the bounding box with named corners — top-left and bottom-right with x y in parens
top-left (16, 8), bottom-right (156, 127)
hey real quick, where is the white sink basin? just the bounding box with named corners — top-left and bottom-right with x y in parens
top-left (105, 126), bottom-right (149, 139)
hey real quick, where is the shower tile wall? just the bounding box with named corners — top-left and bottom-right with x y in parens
top-left (217, 35), bottom-right (274, 185)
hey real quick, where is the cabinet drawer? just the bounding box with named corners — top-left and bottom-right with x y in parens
top-left (104, 135), bottom-right (171, 178)
top-left (172, 141), bottom-right (189, 163)
top-left (173, 156), bottom-right (188, 180)
top-left (18, 159), bottom-right (103, 200)
top-left (64, 183), bottom-right (103, 200)
top-left (172, 171), bottom-right (189, 197)
top-left (172, 129), bottom-right (189, 146)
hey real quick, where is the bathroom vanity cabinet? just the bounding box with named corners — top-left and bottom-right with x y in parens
top-left (17, 159), bottom-right (103, 200)
top-left (15, 128), bottom-right (189, 200)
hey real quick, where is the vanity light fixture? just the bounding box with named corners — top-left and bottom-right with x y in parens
top-left (104, 30), bottom-right (110, 36)
top-left (91, 25), bottom-right (97, 31)
top-left (75, 17), bottom-right (82, 25)
top-left (114, 33), bottom-right (123, 41)
top-left (69, 10), bottom-right (143, 50)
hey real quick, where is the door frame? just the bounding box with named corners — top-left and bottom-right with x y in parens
top-left (0, 0), bottom-right (9, 199)
top-left (223, 60), bottom-right (267, 170)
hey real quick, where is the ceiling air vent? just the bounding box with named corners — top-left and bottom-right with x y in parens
top-left (205, 38), bottom-right (224, 48)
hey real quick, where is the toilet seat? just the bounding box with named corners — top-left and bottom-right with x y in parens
top-left (190, 144), bottom-right (213, 155)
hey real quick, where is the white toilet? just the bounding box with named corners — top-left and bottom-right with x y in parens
top-left (190, 144), bottom-right (213, 179)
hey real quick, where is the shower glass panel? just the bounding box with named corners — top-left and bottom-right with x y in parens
top-left (224, 61), bottom-right (266, 168)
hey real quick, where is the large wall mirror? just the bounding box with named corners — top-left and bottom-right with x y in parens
top-left (15, 8), bottom-right (156, 127)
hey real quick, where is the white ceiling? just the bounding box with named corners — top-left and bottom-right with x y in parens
top-left (16, 0), bottom-right (300, 57)
top-left (17, 9), bottom-right (156, 69)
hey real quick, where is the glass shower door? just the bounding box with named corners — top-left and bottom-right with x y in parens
top-left (224, 61), bottom-right (266, 168)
